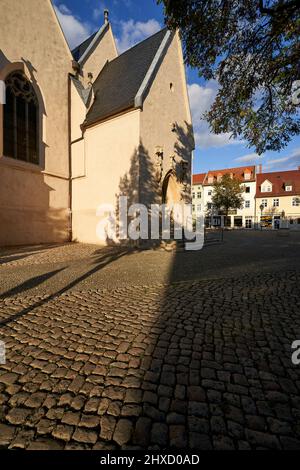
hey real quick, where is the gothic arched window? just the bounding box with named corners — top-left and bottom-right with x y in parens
top-left (3, 71), bottom-right (39, 164)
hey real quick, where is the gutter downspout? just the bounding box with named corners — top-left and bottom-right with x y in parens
top-left (68, 74), bottom-right (73, 242)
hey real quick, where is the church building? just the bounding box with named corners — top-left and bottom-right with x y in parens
top-left (0, 0), bottom-right (194, 246)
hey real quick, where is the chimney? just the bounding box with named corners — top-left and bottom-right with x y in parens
top-left (104, 9), bottom-right (109, 24)
top-left (298, 166), bottom-right (300, 171)
top-left (257, 164), bottom-right (262, 174)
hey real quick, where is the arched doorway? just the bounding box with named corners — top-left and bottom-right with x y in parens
top-left (162, 171), bottom-right (182, 208)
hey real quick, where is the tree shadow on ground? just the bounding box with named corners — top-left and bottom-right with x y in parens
top-left (0, 247), bottom-right (134, 326)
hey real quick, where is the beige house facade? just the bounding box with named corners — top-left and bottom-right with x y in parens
top-left (256, 170), bottom-right (300, 230)
top-left (192, 166), bottom-right (257, 229)
top-left (0, 1), bottom-right (193, 246)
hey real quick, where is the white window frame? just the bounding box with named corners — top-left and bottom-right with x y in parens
top-left (273, 198), bottom-right (279, 207)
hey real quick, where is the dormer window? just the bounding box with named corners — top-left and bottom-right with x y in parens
top-left (244, 172), bottom-right (251, 180)
top-left (285, 185), bottom-right (292, 192)
top-left (261, 180), bottom-right (272, 193)
top-left (208, 176), bottom-right (213, 184)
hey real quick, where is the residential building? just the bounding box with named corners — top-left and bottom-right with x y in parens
top-left (192, 166), bottom-right (257, 228)
top-left (256, 169), bottom-right (300, 229)
top-left (0, 1), bottom-right (193, 246)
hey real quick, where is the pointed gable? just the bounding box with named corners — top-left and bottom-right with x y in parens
top-left (83, 28), bottom-right (173, 127)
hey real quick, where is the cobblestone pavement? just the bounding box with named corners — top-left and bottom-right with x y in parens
top-left (1, 233), bottom-right (300, 450)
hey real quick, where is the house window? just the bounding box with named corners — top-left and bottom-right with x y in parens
top-left (3, 71), bottom-right (39, 164)
top-left (234, 216), bottom-right (243, 227)
top-left (292, 197), bottom-right (300, 207)
top-left (192, 192), bottom-right (195, 199)
top-left (244, 173), bottom-right (251, 180)
top-left (245, 218), bottom-right (252, 229)
top-left (197, 204), bottom-right (201, 212)
top-left (192, 205), bottom-right (195, 212)
top-left (197, 192), bottom-right (201, 199)
top-left (208, 190), bottom-right (212, 196)
top-left (273, 199), bottom-right (279, 207)
top-left (262, 183), bottom-right (272, 192)
top-left (262, 199), bottom-right (268, 208)
top-left (245, 186), bottom-right (250, 193)
top-left (245, 201), bottom-right (250, 208)
top-left (285, 185), bottom-right (292, 192)
top-left (207, 203), bottom-right (212, 210)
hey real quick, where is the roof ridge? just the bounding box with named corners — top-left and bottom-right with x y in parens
top-left (71, 31), bottom-right (98, 54)
top-left (108, 27), bottom-right (168, 65)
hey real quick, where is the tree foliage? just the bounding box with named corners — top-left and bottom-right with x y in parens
top-left (211, 174), bottom-right (244, 215)
top-left (158, 0), bottom-right (300, 154)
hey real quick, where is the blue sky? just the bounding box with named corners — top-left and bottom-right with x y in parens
top-left (52, 0), bottom-right (300, 175)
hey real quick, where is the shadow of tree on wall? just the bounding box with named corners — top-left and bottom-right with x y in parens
top-left (114, 142), bottom-right (162, 248)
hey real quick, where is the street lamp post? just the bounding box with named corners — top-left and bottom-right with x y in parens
top-left (260, 203), bottom-right (264, 231)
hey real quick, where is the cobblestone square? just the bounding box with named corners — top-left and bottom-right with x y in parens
top-left (0, 231), bottom-right (300, 450)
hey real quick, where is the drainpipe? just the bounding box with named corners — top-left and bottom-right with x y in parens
top-left (68, 74), bottom-right (73, 242)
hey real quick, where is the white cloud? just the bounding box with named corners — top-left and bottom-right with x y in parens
top-left (188, 81), bottom-right (242, 149)
top-left (235, 152), bottom-right (263, 163)
top-left (264, 147), bottom-right (300, 170)
top-left (54, 4), bottom-right (92, 49)
top-left (116, 19), bottom-right (161, 53)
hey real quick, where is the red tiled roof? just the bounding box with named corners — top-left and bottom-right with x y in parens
top-left (192, 173), bottom-right (206, 184)
top-left (256, 170), bottom-right (300, 198)
top-left (204, 166), bottom-right (256, 185)
top-left (193, 166), bottom-right (256, 185)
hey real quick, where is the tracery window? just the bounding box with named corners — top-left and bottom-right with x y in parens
top-left (3, 71), bottom-right (39, 164)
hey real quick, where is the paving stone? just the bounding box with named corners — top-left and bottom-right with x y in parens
top-left (100, 415), bottom-right (116, 441)
top-left (79, 414), bottom-right (100, 429)
top-left (52, 424), bottom-right (73, 442)
top-left (245, 429), bottom-right (281, 449)
top-left (36, 418), bottom-right (55, 435)
top-left (73, 428), bottom-right (98, 445)
top-left (6, 407), bottom-right (30, 425)
top-left (151, 422), bottom-right (168, 446)
top-left (61, 411), bottom-right (80, 426)
top-left (0, 373), bottom-right (19, 385)
top-left (189, 432), bottom-right (212, 450)
top-left (24, 392), bottom-right (46, 408)
top-left (121, 404), bottom-right (142, 417)
top-left (0, 423), bottom-right (16, 447)
top-left (113, 419), bottom-right (133, 446)
top-left (187, 386), bottom-right (206, 402)
top-left (133, 417), bottom-right (152, 447)
top-left (169, 425), bottom-right (187, 448)
top-left (27, 438), bottom-right (64, 450)
top-left (9, 429), bottom-right (35, 449)
top-left (188, 401), bottom-right (209, 418)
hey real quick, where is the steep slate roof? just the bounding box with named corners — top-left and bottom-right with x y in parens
top-left (72, 32), bottom-right (98, 62)
top-left (84, 28), bottom-right (171, 127)
top-left (256, 170), bottom-right (300, 197)
top-left (203, 166), bottom-right (256, 185)
top-left (193, 173), bottom-right (206, 185)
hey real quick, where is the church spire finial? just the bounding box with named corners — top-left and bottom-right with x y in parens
top-left (104, 9), bottom-right (109, 24)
